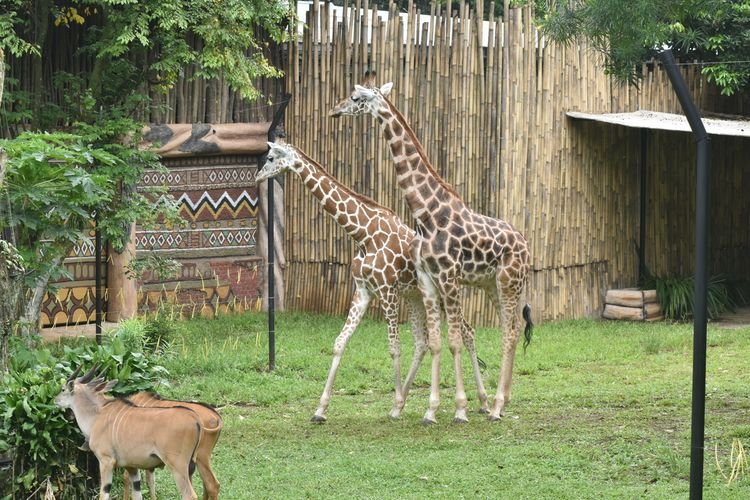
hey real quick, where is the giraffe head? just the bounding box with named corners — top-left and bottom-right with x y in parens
top-left (329, 81), bottom-right (393, 118)
top-left (257, 142), bottom-right (302, 182)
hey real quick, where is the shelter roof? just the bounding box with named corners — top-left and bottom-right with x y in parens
top-left (566, 110), bottom-right (750, 138)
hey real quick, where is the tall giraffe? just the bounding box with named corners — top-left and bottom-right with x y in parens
top-left (330, 77), bottom-right (533, 424)
top-left (258, 142), bottom-right (481, 421)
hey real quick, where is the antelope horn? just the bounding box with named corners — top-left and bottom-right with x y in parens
top-left (79, 363), bottom-right (100, 384)
top-left (67, 365), bottom-right (82, 383)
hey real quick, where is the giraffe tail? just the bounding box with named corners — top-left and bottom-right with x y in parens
top-left (522, 304), bottom-right (533, 353)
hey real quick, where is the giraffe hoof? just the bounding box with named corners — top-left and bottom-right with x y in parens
top-left (453, 417), bottom-right (469, 424)
top-left (420, 417), bottom-right (437, 426)
top-left (487, 414), bottom-right (503, 422)
top-left (478, 407), bottom-right (490, 415)
top-left (310, 414), bottom-right (327, 424)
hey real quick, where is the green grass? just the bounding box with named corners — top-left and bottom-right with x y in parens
top-left (136, 312), bottom-right (748, 499)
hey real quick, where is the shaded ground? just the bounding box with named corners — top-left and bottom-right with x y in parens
top-left (715, 306), bottom-right (750, 329)
top-left (40, 321), bottom-right (118, 342)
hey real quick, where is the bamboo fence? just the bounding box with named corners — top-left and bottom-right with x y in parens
top-left (4, 1), bottom-right (749, 323)
top-left (281, 0), bottom-right (750, 324)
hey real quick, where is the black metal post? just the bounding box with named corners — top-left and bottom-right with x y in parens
top-left (94, 212), bottom-right (102, 345)
top-left (659, 49), bottom-right (711, 500)
top-left (639, 128), bottom-right (648, 278)
top-left (267, 171), bottom-right (276, 371)
top-left (264, 94), bottom-right (292, 371)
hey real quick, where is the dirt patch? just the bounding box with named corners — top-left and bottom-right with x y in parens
top-left (39, 322), bottom-right (119, 343)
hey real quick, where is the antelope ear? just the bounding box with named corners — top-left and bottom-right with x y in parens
top-left (380, 82), bottom-right (393, 97)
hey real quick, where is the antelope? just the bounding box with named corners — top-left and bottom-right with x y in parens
top-left (55, 367), bottom-right (203, 500)
top-left (122, 392), bottom-right (222, 500)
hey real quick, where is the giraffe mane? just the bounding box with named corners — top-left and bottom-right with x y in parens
top-left (381, 95), bottom-right (463, 200)
top-left (291, 145), bottom-right (398, 217)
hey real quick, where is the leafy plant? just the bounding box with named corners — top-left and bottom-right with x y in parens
top-left (0, 333), bottom-right (169, 498)
top-left (0, 128), bottom-right (180, 332)
top-left (110, 315), bottom-right (178, 356)
top-left (641, 273), bottom-right (737, 321)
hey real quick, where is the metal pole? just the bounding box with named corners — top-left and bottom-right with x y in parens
top-left (639, 128), bottom-right (648, 278)
top-left (267, 174), bottom-right (276, 370)
top-left (658, 49), bottom-right (711, 500)
top-left (264, 94), bottom-right (292, 371)
top-left (94, 212), bottom-right (102, 345)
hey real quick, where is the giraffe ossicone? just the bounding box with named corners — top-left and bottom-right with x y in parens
top-left (331, 76), bottom-right (533, 424)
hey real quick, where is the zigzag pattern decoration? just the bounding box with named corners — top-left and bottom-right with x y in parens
top-left (177, 190), bottom-right (259, 221)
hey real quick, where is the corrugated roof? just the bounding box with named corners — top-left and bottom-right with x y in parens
top-left (566, 110), bottom-right (750, 138)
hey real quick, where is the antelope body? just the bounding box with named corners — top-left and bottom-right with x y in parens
top-left (55, 368), bottom-right (203, 500)
top-left (123, 392), bottom-right (222, 500)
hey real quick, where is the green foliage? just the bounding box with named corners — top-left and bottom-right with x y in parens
top-left (72, 0), bottom-right (294, 102)
top-left (0, 332), bottom-right (169, 498)
top-left (539, 0), bottom-right (750, 96)
top-left (641, 273), bottom-right (737, 321)
top-left (0, 2), bottom-right (41, 58)
top-left (111, 314), bottom-right (179, 356)
top-left (0, 125), bottom-right (179, 328)
top-left (679, 0), bottom-right (750, 96)
top-left (0, 132), bottom-right (114, 285)
top-left (0, 346), bottom-right (91, 498)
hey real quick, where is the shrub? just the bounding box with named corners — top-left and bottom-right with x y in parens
top-left (0, 333), bottom-right (169, 499)
top-left (641, 273), bottom-right (737, 322)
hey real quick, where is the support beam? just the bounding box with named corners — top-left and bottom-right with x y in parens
top-left (658, 49), bottom-right (711, 500)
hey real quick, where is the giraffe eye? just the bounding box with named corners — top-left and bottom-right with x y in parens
top-left (351, 96), bottom-right (360, 102)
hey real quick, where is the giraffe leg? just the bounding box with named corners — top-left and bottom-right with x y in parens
top-left (418, 270), bottom-right (442, 425)
top-left (489, 282), bottom-right (523, 421)
top-left (441, 282), bottom-right (470, 424)
top-left (312, 284), bottom-right (372, 422)
top-left (460, 318), bottom-right (489, 413)
top-left (378, 289), bottom-right (406, 419)
top-left (392, 295), bottom-right (428, 418)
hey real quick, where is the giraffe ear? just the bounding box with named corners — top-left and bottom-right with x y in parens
top-left (380, 82), bottom-right (393, 97)
top-left (354, 84), bottom-right (367, 93)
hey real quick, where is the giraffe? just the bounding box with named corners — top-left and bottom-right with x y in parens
top-left (258, 141), bottom-right (480, 422)
top-left (330, 77), bottom-right (533, 424)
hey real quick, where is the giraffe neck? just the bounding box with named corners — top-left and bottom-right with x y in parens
top-left (293, 152), bottom-right (385, 242)
top-left (376, 99), bottom-right (464, 225)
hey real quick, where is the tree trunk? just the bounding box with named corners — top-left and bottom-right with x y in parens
top-left (0, 47), bottom-right (5, 105)
top-left (1, 148), bottom-right (24, 371)
top-left (19, 256), bottom-right (61, 336)
top-left (1, 53), bottom-right (22, 370)
top-left (107, 223), bottom-right (137, 322)
top-left (30, 0), bottom-right (51, 129)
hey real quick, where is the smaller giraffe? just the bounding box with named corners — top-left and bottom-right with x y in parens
top-left (259, 141), bottom-right (464, 421)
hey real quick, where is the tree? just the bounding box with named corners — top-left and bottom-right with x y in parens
top-left (540, 0), bottom-right (750, 96)
top-left (0, 1), bottom-right (296, 338)
top-left (1, 2), bottom-right (40, 364)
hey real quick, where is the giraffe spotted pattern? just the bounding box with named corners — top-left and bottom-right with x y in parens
top-left (331, 76), bottom-right (533, 424)
top-left (258, 142), bottom-right (481, 421)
